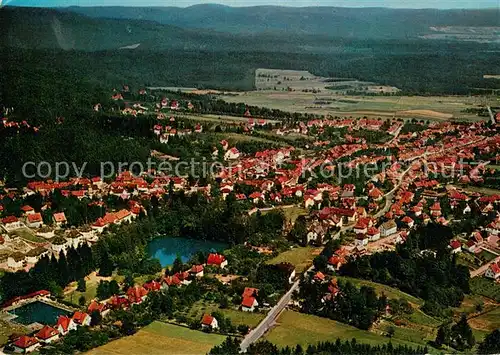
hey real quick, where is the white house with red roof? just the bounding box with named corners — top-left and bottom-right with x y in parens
top-left (241, 295), bottom-right (258, 312)
top-left (26, 212), bottom-right (43, 228)
top-left (485, 262), bottom-right (500, 280)
top-left (367, 226), bottom-right (381, 241)
top-left (52, 212), bottom-right (67, 227)
top-left (12, 335), bottom-right (40, 353)
top-left (401, 216), bottom-right (414, 228)
top-left (207, 253), bottom-right (228, 269)
top-left (201, 314), bottom-right (218, 329)
top-left (72, 311), bottom-right (91, 327)
top-left (224, 147), bottom-right (240, 161)
top-left (35, 325), bottom-right (59, 344)
top-left (189, 264), bottom-right (204, 278)
top-left (449, 240), bottom-right (462, 254)
top-left (56, 315), bottom-right (77, 335)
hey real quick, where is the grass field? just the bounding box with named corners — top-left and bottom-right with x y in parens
top-left (262, 206), bottom-right (308, 224)
top-left (470, 277), bottom-right (500, 302)
top-left (337, 277), bottom-right (423, 306)
top-left (10, 228), bottom-right (46, 243)
top-left (188, 301), bottom-right (265, 327)
top-left (266, 246), bottom-right (320, 273)
top-left (64, 281), bottom-right (98, 306)
top-left (88, 321), bottom-right (226, 355)
top-left (221, 90), bottom-right (493, 121)
top-left (265, 310), bottom-right (427, 350)
top-left (0, 320), bottom-right (26, 347)
top-left (469, 307), bottom-right (500, 333)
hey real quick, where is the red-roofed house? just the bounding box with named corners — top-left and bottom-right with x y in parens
top-left (401, 216), bottom-right (414, 228)
top-left (201, 314), bottom-right (218, 329)
top-left (88, 301), bottom-right (109, 317)
top-left (26, 212), bottom-right (43, 228)
top-left (52, 212), bottom-right (67, 226)
top-left (368, 187), bottom-right (383, 201)
top-left (241, 296), bottom-right (258, 312)
top-left (143, 280), bottom-right (162, 292)
top-left (72, 311), bottom-right (91, 326)
top-left (224, 147), bottom-right (240, 161)
top-left (207, 253), bottom-right (228, 268)
top-left (12, 335), bottom-right (40, 353)
top-left (430, 202), bottom-right (442, 217)
top-left (327, 255), bottom-right (345, 271)
top-left (35, 325), bottom-right (59, 344)
top-left (367, 226), bottom-right (381, 241)
top-left (21, 205), bottom-right (35, 215)
top-left (189, 264), bottom-right (204, 278)
top-left (126, 286), bottom-right (149, 304)
top-left (485, 262), bottom-right (500, 280)
top-left (449, 240), bottom-right (462, 254)
top-left (56, 315), bottom-right (76, 335)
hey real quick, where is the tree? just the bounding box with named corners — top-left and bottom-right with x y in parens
top-left (77, 278), bottom-right (86, 292)
top-left (478, 329), bottom-right (500, 354)
top-left (451, 314), bottom-right (475, 350)
top-left (90, 310), bottom-right (102, 326)
top-left (78, 295), bottom-right (86, 307)
top-left (435, 323), bottom-right (451, 347)
top-left (98, 253), bottom-right (114, 277)
top-left (124, 274), bottom-right (135, 290)
top-left (387, 326), bottom-right (395, 338)
top-left (209, 337), bottom-right (240, 355)
top-left (172, 256), bottom-right (184, 274)
top-left (290, 216), bottom-right (307, 245)
top-left (313, 255), bottom-right (328, 272)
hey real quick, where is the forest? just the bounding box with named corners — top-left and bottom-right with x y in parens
top-left (339, 223), bottom-right (471, 316)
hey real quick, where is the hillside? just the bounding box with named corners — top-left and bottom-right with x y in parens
top-left (67, 5), bottom-right (500, 40)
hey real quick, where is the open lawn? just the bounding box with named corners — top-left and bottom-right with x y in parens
top-left (188, 301), bottom-right (265, 328)
top-left (262, 205), bottom-right (308, 224)
top-left (266, 246), bottom-right (320, 273)
top-left (64, 281), bottom-right (97, 306)
top-left (0, 320), bottom-right (26, 347)
top-left (265, 310), bottom-right (428, 350)
top-left (88, 321), bottom-right (226, 355)
top-left (337, 277), bottom-right (423, 306)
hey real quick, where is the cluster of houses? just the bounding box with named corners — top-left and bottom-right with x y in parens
top-left (7, 304), bottom-right (94, 354)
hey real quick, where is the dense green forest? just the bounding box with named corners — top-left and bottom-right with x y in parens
top-left (2, 7), bottom-right (500, 95)
top-left (339, 223), bottom-right (471, 316)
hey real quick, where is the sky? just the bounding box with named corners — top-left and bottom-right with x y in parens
top-left (4, 0), bottom-right (500, 9)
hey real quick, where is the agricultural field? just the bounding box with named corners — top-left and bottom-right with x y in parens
top-left (265, 310), bottom-right (428, 350)
top-left (266, 246), bottom-right (320, 273)
top-left (223, 77), bottom-right (496, 121)
top-left (88, 321), bottom-right (226, 355)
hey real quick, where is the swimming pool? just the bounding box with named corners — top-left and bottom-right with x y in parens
top-left (8, 301), bottom-right (71, 325)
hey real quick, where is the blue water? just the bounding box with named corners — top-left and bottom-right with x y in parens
top-left (146, 237), bottom-right (228, 267)
top-left (9, 301), bottom-right (71, 325)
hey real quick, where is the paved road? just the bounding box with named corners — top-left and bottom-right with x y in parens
top-left (239, 272), bottom-right (307, 352)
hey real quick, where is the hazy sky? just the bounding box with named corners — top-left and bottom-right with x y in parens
top-left (5, 0), bottom-right (500, 9)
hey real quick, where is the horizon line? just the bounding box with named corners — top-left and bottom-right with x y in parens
top-left (4, 3), bottom-right (500, 10)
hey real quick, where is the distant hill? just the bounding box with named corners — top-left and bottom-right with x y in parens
top-left (65, 5), bottom-right (500, 39)
top-left (1, 6), bottom-right (251, 51)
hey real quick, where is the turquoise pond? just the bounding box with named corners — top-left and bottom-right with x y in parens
top-left (9, 301), bottom-right (71, 325)
top-left (146, 237), bottom-right (228, 267)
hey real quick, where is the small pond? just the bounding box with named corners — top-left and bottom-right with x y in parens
top-left (146, 237), bottom-right (228, 267)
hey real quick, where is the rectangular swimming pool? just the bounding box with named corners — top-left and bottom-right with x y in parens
top-left (8, 301), bottom-right (71, 325)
